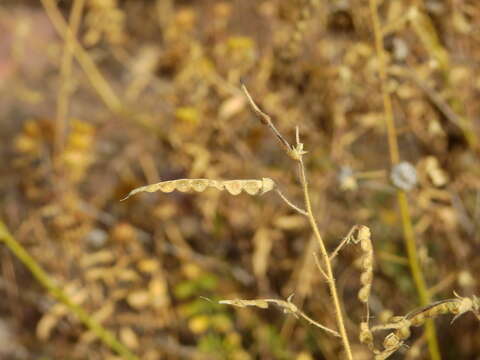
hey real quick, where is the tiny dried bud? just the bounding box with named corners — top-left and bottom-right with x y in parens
top-left (359, 321), bottom-right (374, 347)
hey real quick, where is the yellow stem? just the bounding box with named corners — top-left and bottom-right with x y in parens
top-left (369, 1), bottom-right (441, 359)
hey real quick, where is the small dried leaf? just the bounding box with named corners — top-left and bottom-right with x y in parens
top-left (219, 299), bottom-right (269, 309)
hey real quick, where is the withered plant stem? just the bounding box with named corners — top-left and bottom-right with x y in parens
top-left (275, 188), bottom-right (308, 216)
top-left (41, 0), bottom-right (122, 113)
top-left (243, 86), bottom-right (353, 359)
top-left (368, 1), bottom-right (441, 359)
top-left (298, 158), bottom-right (354, 360)
top-left (55, 0), bottom-right (86, 159)
top-left (41, 0), bottom-right (161, 135)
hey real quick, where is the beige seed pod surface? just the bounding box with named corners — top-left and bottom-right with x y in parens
top-left (121, 178), bottom-right (276, 201)
top-left (371, 294), bottom-right (480, 360)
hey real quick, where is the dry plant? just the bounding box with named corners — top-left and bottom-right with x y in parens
top-left (123, 85), bottom-right (356, 359)
top-left (3, 1), bottom-right (480, 359)
top-left (369, 293), bottom-right (480, 360)
top-left (122, 85), bottom-right (480, 359)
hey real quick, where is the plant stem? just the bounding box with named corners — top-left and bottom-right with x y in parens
top-left (55, 0), bottom-right (86, 159)
top-left (0, 221), bottom-right (139, 360)
top-left (368, 1), bottom-right (441, 359)
top-left (298, 159), bottom-right (353, 360)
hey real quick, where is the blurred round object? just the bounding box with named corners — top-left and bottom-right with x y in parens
top-left (390, 161), bottom-right (417, 191)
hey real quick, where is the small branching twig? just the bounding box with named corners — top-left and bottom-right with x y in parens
top-left (218, 294), bottom-right (340, 338)
top-left (241, 84), bottom-right (293, 154)
top-left (122, 86), bottom-right (357, 358)
top-left (275, 188), bottom-right (308, 216)
top-left (312, 252), bottom-right (328, 281)
top-left (243, 86), bottom-right (354, 360)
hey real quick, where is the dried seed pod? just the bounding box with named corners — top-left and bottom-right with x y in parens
top-left (121, 178), bottom-right (276, 201)
top-left (355, 226), bottom-right (373, 305)
top-left (359, 321), bottom-right (374, 350)
top-left (383, 333), bottom-right (401, 350)
top-left (218, 295), bottom-right (340, 338)
top-left (375, 333), bottom-right (403, 360)
top-left (390, 161), bottom-right (417, 191)
top-left (372, 294), bottom-right (480, 359)
top-left (333, 225), bottom-right (376, 354)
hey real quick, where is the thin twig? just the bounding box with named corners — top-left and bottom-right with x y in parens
top-left (296, 308), bottom-right (341, 338)
top-left (219, 296), bottom-right (340, 338)
top-left (275, 188), bottom-right (308, 216)
top-left (241, 84), bottom-right (293, 153)
top-left (313, 252), bottom-right (328, 281)
top-left (329, 226), bottom-right (360, 261)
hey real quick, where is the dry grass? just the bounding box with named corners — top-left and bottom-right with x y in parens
top-left (1, 0), bottom-right (480, 359)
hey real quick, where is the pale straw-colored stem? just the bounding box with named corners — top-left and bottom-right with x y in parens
top-left (298, 158), bottom-right (353, 360)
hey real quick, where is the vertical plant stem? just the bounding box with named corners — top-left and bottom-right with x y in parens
top-left (298, 159), bottom-right (353, 360)
top-left (0, 221), bottom-right (139, 360)
top-left (369, 1), bottom-right (441, 359)
top-left (41, 0), bottom-right (122, 113)
top-left (55, 0), bottom-right (86, 159)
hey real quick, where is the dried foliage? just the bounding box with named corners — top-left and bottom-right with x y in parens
top-left (1, 1), bottom-right (480, 359)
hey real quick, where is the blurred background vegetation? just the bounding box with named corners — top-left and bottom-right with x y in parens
top-left (0, 0), bottom-right (479, 359)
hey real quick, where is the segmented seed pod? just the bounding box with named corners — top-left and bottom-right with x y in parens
top-left (356, 225), bottom-right (373, 304)
top-left (409, 312), bottom-right (425, 326)
top-left (373, 295), bottom-right (479, 359)
top-left (121, 177), bottom-right (276, 200)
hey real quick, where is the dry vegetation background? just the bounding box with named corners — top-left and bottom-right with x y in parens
top-left (1, 0), bottom-right (480, 359)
